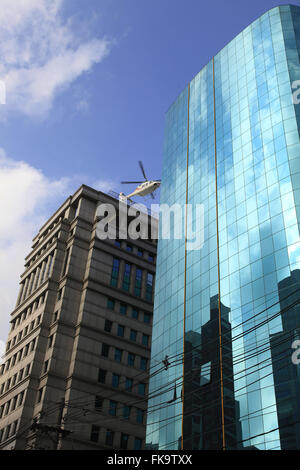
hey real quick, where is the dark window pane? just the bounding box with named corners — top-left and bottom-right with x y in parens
top-left (130, 329), bottom-right (137, 342)
top-left (128, 353), bottom-right (135, 367)
top-left (95, 396), bottom-right (103, 410)
top-left (123, 406), bottom-right (131, 420)
top-left (142, 334), bottom-right (149, 347)
top-left (120, 433), bottom-right (129, 450)
top-left (132, 309), bottom-right (139, 320)
top-left (112, 373), bottom-right (120, 388)
top-left (98, 369), bottom-right (107, 383)
top-left (138, 383), bottom-right (146, 396)
top-left (136, 409), bottom-right (144, 424)
top-left (125, 378), bottom-right (133, 392)
top-left (120, 303), bottom-right (127, 315)
top-left (117, 325), bottom-right (125, 337)
top-left (101, 344), bottom-right (110, 357)
top-left (90, 425), bottom-right (100, 443)
top-left (144, 313), bottom-right (151, 324)
top-left (104, 320), bottom-right (113, 332)
top-left (114, 348), bottom-right (123, 362)
top-left (109, 400), bottom-right (117, 416)
top-left (140, 357), bottom-right (147, 371)
top-left (107, 299), bottom-right (115, 310)
top-left (105, 430), bottom-right (114, 446)
top-left (134, 437), bottom-right (142, 450)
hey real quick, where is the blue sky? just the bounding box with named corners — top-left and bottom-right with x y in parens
top-left (0, 0), bottom-right (297, 350)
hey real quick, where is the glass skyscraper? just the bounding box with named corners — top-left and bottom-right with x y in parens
top-left (146, 5), bottom-right (300, 450)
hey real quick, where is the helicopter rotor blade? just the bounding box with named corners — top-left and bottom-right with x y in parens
top-left (121, 181), bottom-right (144, 184)
top-left (138, 161), bottom-right (148, 180)
top-left (150, 192), bottom-right (155, 200)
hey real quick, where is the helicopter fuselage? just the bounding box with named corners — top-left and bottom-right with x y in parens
top-left (126, 180), bottom-right (160, 198)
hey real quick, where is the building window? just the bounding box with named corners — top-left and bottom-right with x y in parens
top-left (48, 335), bottom-right (54, 348)
top-left (140, 357), bottom-right (148, 371)
top-left (145, 273), bottom-right (154, 301)
top-left (105, 430), bottom-right (114, 446)
top-left (11, 396), bottom-right (17, 412)
top-left (101, 344), bottom-right (110, 358)
top-left (114, 348), bottom-right (123, 362)
top-left (120, 303), bottom-right (127, 315)
top-left (18, 391), bottom-right (25, 406)
top-left (128, 353), bottom-right (135, 367)
top-left (123, 406), bottom-right (131, 420)
top-left (37, 388), bottom-right (44, 403)
top-left (125, 378), bottom-right (133, 392)
top-left (117, 325), bottom-right (124, 337)
top-left (112, 373), bottom-right (120, 388)
top-left (130, 329), bottom-right (137, 342)
top-left (107, 298), bottom-right (115, 310)
top-left (132, 309), bottom-right (139, 320)
top-left (126, 244), bottom-right (133, 252)
top-left (122, 263), bottom-right (131, 291)
top-left (90, 425), bottom-right (100, 443)
top-left (62, 248), bottom-right (71, 277)
top-left (136, 409), bottom-right (144, 424)
top-left (200, 362), bottom-right (211, 386)
top-left (95, 396), bottom-right (103, 410)
top-left (134, 268), bottom-right (142, 297)
top-left (25, 364), bottom-right (31, 376)
top-left (137, 248), bottom-right (143, 257)
top-left (142, 334), bottom-right (149, 347)
top-left (138, 383), bottom-right (146, 396)
top-left (134, 437), bottom-right (143, 450)
top-left (115, 240), bottom-right (121, 248)
top-left (120, 433), bottom-right (129, 450)
top-left (98, 369), bottom-right (107, 383)
top-left (44, 360), bottom-right (49, 373)
top-left (11, 420), bottom-right (18, 436)
top-left (111, 258), bottom-right (120, 287)
top-left (57, 288), bottom-right (63, 301)
top-left (144, 312), bottom-right (151, 324)
top-left (108, 400), bottom-right (117, 416)
top-left (148, 254), bottom-right (154, 262)
top-left (104, 319), bottom-right (113, 333)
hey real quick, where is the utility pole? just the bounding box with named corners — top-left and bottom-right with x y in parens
top-left (30, 398), bottom-right (71, 450)
top-left (54, 398), bottom-right (65, 450)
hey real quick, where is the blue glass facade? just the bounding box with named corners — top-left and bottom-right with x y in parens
top-left (146, 5), bottom-right (300, 450)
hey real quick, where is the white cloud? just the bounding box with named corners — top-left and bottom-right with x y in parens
top-left (0, 0), bottom-right (110, 116)
top-left (0, 149), bottom-right (74, 343)
top-left (93, 179), bottom-right (119, 194)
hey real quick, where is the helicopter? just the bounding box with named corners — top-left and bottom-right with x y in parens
top-left (120, 161), bottom-right (161, 202)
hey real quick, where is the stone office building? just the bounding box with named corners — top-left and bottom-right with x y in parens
top-left (0, 185), bottom-right (157, 450)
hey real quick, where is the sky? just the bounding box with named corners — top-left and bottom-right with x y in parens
top-left (0, 0), bottom-right (298, 358)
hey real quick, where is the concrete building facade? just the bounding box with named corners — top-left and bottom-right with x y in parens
top-left (0, 185), bottom-right (156, 450)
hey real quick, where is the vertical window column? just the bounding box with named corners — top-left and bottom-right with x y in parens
top-left (134, 267), bottom-right (142, 297)
top-left (16, 282), bottom-right (25, 306)
top-left (40, 260), bottom-right (47, 285)
top-left (122, 263), bottom-right (132, 292)
top-left (46, 253), bottom-right (54, 278)
top-left (111, 258), bottom-right (120, 287)
top-left (26, 272), bottom-right (35, 298)
top-left (145, 272), bottom-right (154, 301)
top-left (21, 277), bottom-right (29, 302)
top-left (32, 266), bottom-right (41, 292)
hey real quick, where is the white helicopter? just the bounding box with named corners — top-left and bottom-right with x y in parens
top-left (120, 161), bottom-right (161, 202)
